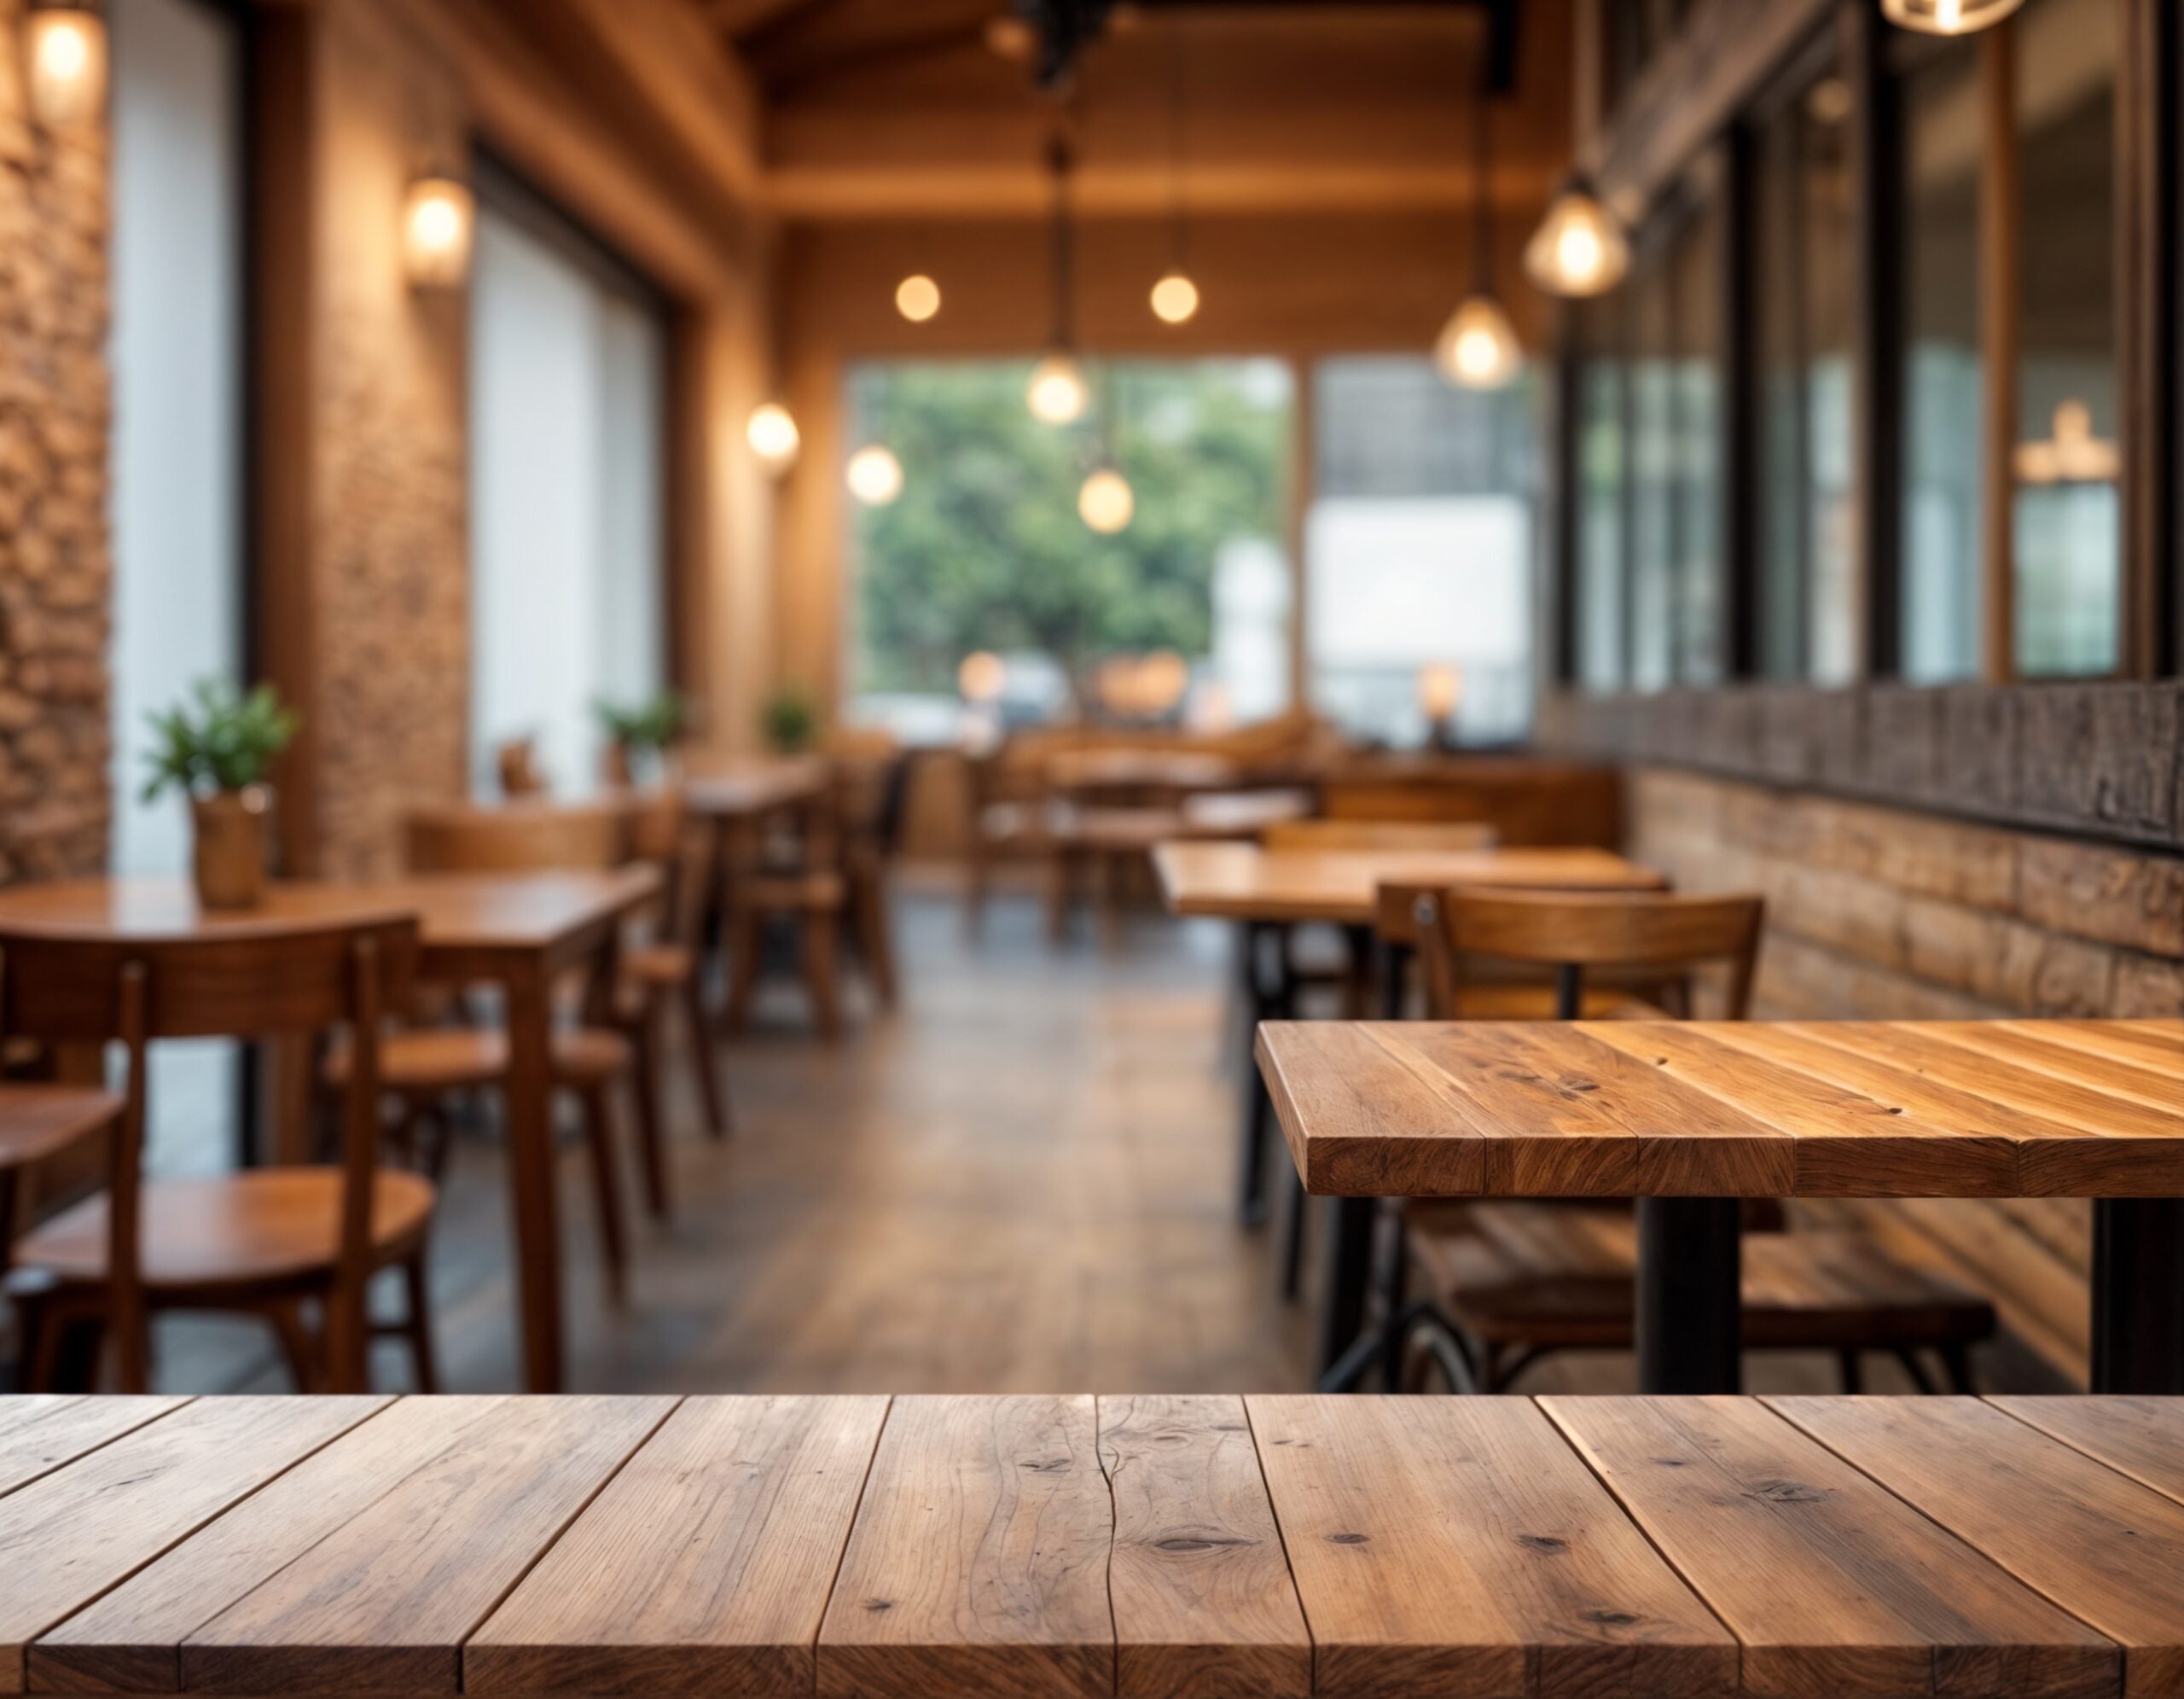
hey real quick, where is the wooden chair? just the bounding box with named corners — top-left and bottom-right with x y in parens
top-left (3, 914), bottom-right (435, 1394)
top-left (620, 786), bottom-right (732, 1143)
top-left (833, 741), bottom-right (909, 1011)
top-left (0, 1086), bottom-right (126, 1282)
top-left (1375, 888), bottom-right (1994, 1394)
top-left (338, 800), bottom-right (650, 1300)
top-left (723, 790), bottom-right (853, 1039)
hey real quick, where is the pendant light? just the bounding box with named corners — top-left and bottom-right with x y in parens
top-left (746, 403), bottom-right (800, 472)
top-left (1524, 173), bottom-right (1630, 299)
top-left (1435, 63), bottom-right (1520, 389)
top-left (1078, 366), bottom-right (1135, 533)
top-left (845, 444), bottom-right (903, 506)
top-left (895, 274), bottom-right (941, 323)
top-left (1149, 20), bottom-right (1199, 326)
top-left (1880, 0), bottom-right (2024, 33)
top-left (1029, 133), bottom-right (1089, 424)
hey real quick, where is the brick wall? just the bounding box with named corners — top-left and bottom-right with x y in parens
top-left (1628, 766), bottom-right (2184, 1380)
top-left (0, 0), bottom-right (109, 882)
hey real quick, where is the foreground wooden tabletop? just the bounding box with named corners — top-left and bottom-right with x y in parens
top-left (5, 1392), bottom-right (2184, 1696)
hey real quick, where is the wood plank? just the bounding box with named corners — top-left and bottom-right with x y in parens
top-left (1581, 1023), bottom-right (2018, 1196)
top-left (31, 1397), bottom-right (513, 1694)
top-left (466, 1395), bottom-right (890, 1696)
top-left (817, 1395), bottom-right (1113, 1699)
top-left (1989, 1397), bottom-right (2184, 1506)
top-left (2024, 1021), bottom-right (2184, 1065)
top-left (1917, 1024), bottom-right (2184, 1113)
top-left (177, 1395), bottom-right (675, 1696)
top-left (1255, 1022), bottom-right (1487, 1198)
top-left (1394, 1022), bottom-right (1793, 1196)
top-left (1776, 1023), bottom-right (2184, 1195)
top-left (1098, 1394), bottom-right (1310, 1699)
top-left (1775, 1394), bottom-right (2184, 1696)
top-left (0, 1397), bottom-right (386, 1695)
top-left (1248, 1394), bottom-right (1736, 1697)
top-left (0, 1396), bottom-right (188, 1502)
top-left (1544, 1395), bottom-right (2117, 1699)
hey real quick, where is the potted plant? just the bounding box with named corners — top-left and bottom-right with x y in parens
top-left (141, 679), bottom-right (299, 910)
top-left (759, 686), bottom-right (819, 755)
top-left (594, 689), bottom-right (690, 786)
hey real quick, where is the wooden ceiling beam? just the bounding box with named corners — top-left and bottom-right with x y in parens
top-left (706, 0), bottom-right (820, 36)
top-left (545, 0), bottom-right (764, 201)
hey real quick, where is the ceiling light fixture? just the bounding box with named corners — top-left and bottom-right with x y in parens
top-left (1435, 62), bottom-right (1520, 389)
top-left (845, 444), bottom-right (903, 506)
top-left (1077, 364), bottom-right (1134, 533)
top-left (1523, 173), bottom-right (1630, 299)
top-left (1149, 20), bottom-right (1199, 327)
top-left (895, 273), bottom-right (941, 323)
top-left (1880, 0), bottom-right (2024, 34)
top-left (1028, 132), bottom-right (1088, 423)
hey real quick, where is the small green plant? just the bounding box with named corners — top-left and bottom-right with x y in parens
top-left (140, 679), bottom-right (299, 804)
top-left (594, 689), bottom-right (690, 753)
top-left (759, 686), bottom-right (820, 754)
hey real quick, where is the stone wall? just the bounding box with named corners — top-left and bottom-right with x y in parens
top-left (0, 0), bottom-right (109, 882)
top-left (1627, 765), bottom-right (2184, 1382)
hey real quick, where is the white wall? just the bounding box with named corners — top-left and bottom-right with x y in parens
top-left (470, 207), bottom-right (665, 796)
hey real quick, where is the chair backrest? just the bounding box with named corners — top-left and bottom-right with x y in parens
top-left (0, 913), bottom-right (418, 1392)
top-left (1263, 819), bottom-right (1496, 853)
top-left (1420, 887), bottom-right (1765, 1021)
top-left (404, 800), bottom-right (629, 874)
top-left (1321, 760), bottom-right (1622, 848)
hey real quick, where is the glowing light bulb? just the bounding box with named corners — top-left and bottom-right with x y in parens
top-left (958, 651), bottom-right (1007, 703)
top-left (26, 9), bottom-right (105, 128)
top-left (1150, 272), bottom-right (1199, 325)
top-left (403, 177), bottom-right (475, 289)
top-left (746, 404), bottom-right (800, 470)
top-left (1027, 354), bottom-right (1088, 424)
top-left (1078, 467), bottom-right (1135, 533)
top-left (1418, 662), bottom-right (1462, 721)
top-left (1433, 295), bottom-right (1521, 390)
top-left (895, 274), bottom-right (941, 323)
top-left (845, 445), bottom-right (903, 506)
top-left (1879, 0), bottom-right (2023, 32)
top-left (1524, 183), bottom-right (1630, 299)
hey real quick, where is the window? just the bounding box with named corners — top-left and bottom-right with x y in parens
top-left (469, 175), bottom-right (667, 794)
top-left (1895, 41), bottom-right (1984, 683)
top-left (1575, 299), bottom-right (1629, 690)
top-left (1670, 195), bottom-right (1724, 684)
top-left (2011, 0), bottom-right (2119, 677)
top-left (1753, 62), bottom-right (1858, 683)
top-left (846, 359), bottom-right (1292, 737)
top-left (1627, 250), bottom-right (1676, 691)
top-left (1307, 358), bottom-right (1535, 747)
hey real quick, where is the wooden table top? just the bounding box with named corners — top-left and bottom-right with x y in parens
top-left (1257, 1017), bottom-right (2184, 1198)
top-left (0, 870), bottom-right (659, 954)
top-left (1154, 840), bottom-right (1664, 924)
top-left (1045, 748), bottom-right (1240, 793)
top-left (4, 1393), bottom-right (2182, 1697)
top-left (681, 754), bottom-right (830, 818)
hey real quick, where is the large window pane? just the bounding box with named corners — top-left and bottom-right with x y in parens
top-left (1670, 199), bottom-right (1722, 684)
top-left (2012, 0), bottom-right (2118, 677)
top-left (1576, 300), bottom-right (1628, 691)
top-left (846, 360), bottom-right (1292, 736)
top-left (1627, 251), bottom-right (1676, 692)
top-left (1309, 358), bottom-right (1535, 746)
top-left (1896, 44), bottom-right (1984, 683)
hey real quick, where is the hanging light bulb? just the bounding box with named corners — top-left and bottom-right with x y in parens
top-left (1150, 272), bottom-right (1199, 325)
top-left (1078, 467), bottom-right (1135, 533)
top-left (845, 445), bottom-right (903, 506)
top-left (1028, 352), bottom-right (1088, 424)
top-left (1436, 296), bottom-right (1522, 390)
top-left (746, 403), bottom-right (800, 471)
top-left (24, 3), bottom-right (106, 129)
top-left (403, 177), bottom-right (475, 289)
top-left (1525, 177), bottom-right (1630, 298)
top-left (1880, 0), bottom-right (2023, 32)
top-left (895, 274), bottom-right (942, 323)
top-left (958, 651), bottom-right (1008, 703)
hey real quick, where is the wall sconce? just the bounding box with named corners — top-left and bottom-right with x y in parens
top-left (746, 403), bottom-right (800, 473)
top-left (403, 176), bottom-right (475, 290)
top-left (1881, 0), bottom-right (2024, 33)
top-left (25, 3), bottom-right (107, 130)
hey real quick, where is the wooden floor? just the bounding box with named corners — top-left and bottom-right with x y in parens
top-left (129, 887), bottom-right (1962, 1396)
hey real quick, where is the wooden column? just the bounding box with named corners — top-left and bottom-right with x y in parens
top-left (1977, 20), bottom-right (2018, 685)
top-left (2117, 0), bottom-right (2173, 678)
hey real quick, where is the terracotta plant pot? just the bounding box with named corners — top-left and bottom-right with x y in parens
top-left (191, 785), bottom-right (271, 910)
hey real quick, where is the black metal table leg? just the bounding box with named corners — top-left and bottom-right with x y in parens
top-left (2092, 1198), bottom-right (2184, 1393)
top-left (1635, 1196), bottom-right (1742, 1393)
top-left (1236, 922), bottom-right (1290, 1225)
top-left (1315, 1195), bottom-right (1376, 1379)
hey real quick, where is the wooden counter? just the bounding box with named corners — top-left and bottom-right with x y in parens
top-left (4, 1393), bottom-right (2184, 1696)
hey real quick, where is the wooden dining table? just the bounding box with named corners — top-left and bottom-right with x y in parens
top-left (9, 1389), bottom-right (2184, 1696)
top-left (1258, 1016), bottom-right (2184, 1394)
top-left (0, 870), bottom-right (659, 1394)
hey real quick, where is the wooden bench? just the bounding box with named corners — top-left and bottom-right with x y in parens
top-left (3, 1393), bottom-right (2183, 1695)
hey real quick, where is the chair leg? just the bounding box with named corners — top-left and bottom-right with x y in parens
top-left (963, 847), bottom-right (989, 942)
top-left (1837, 1348), bottom-right (1863, 1394)
top-left (1937, 1341), bottom-right (1976, 1394)
top-left (682, 975), bottom-right (731, 1139)
top-left (268, 1300), bottom-right (323, 1393)
top-left (630, 1004), bottom-right (672, 1220)
top-left (723, 904), bottom-right (762, 1036)
top-left (1279, 1172), bottom-right (1308, 1301)
top-left (1045, 848), bottom-right (1074, 943)
top-left (855, 870), bottom-right (898, 1010)
top-left (401, 1254), bottom-right (440, 1394)
top-left (576, 1085), bottom-right (630, 1306)
top-left (802, 911), bottom-right (844, 1039)
top-left (1892, 1347), bottom-right (1939, 1394)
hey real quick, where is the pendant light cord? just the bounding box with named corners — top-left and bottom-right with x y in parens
top-left (1048, 131), bottom-right (1076, 350)
top-left (1469, 56), bottom-right (1493, 295)
top-left (1167, 20), bottom-right (1189, 274)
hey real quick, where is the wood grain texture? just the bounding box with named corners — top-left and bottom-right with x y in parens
top-left (31, 1397), bottom-right (510, 1694)
top-left (1545, 1395), bottom-right (2117, 1699)
top-left (1776, 1395), bottom-right (2184, 1695)
top-left (467, 1395), bottom-right (889, 1697)
top-left (1248, 1394), bottom-right (1736, 1697)
top-left (0, 1395), bottom-right (188, 1502)
top-left (1153, 841), bottom-right (1662, 926)
top-left (0, 1397), bottom-right (385, 1694)
top-left (1098, 1394), bottom-right (1309, 1699)
top-left (1255, 1022), bottom-right (1488, 1197)
top-left (817, 1395), bottom-right (1114, 1699)
top-left (177, 1395), bottom-right (674, 1696)
top-left (1988, 1396), bottom-right (2184, 1506)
